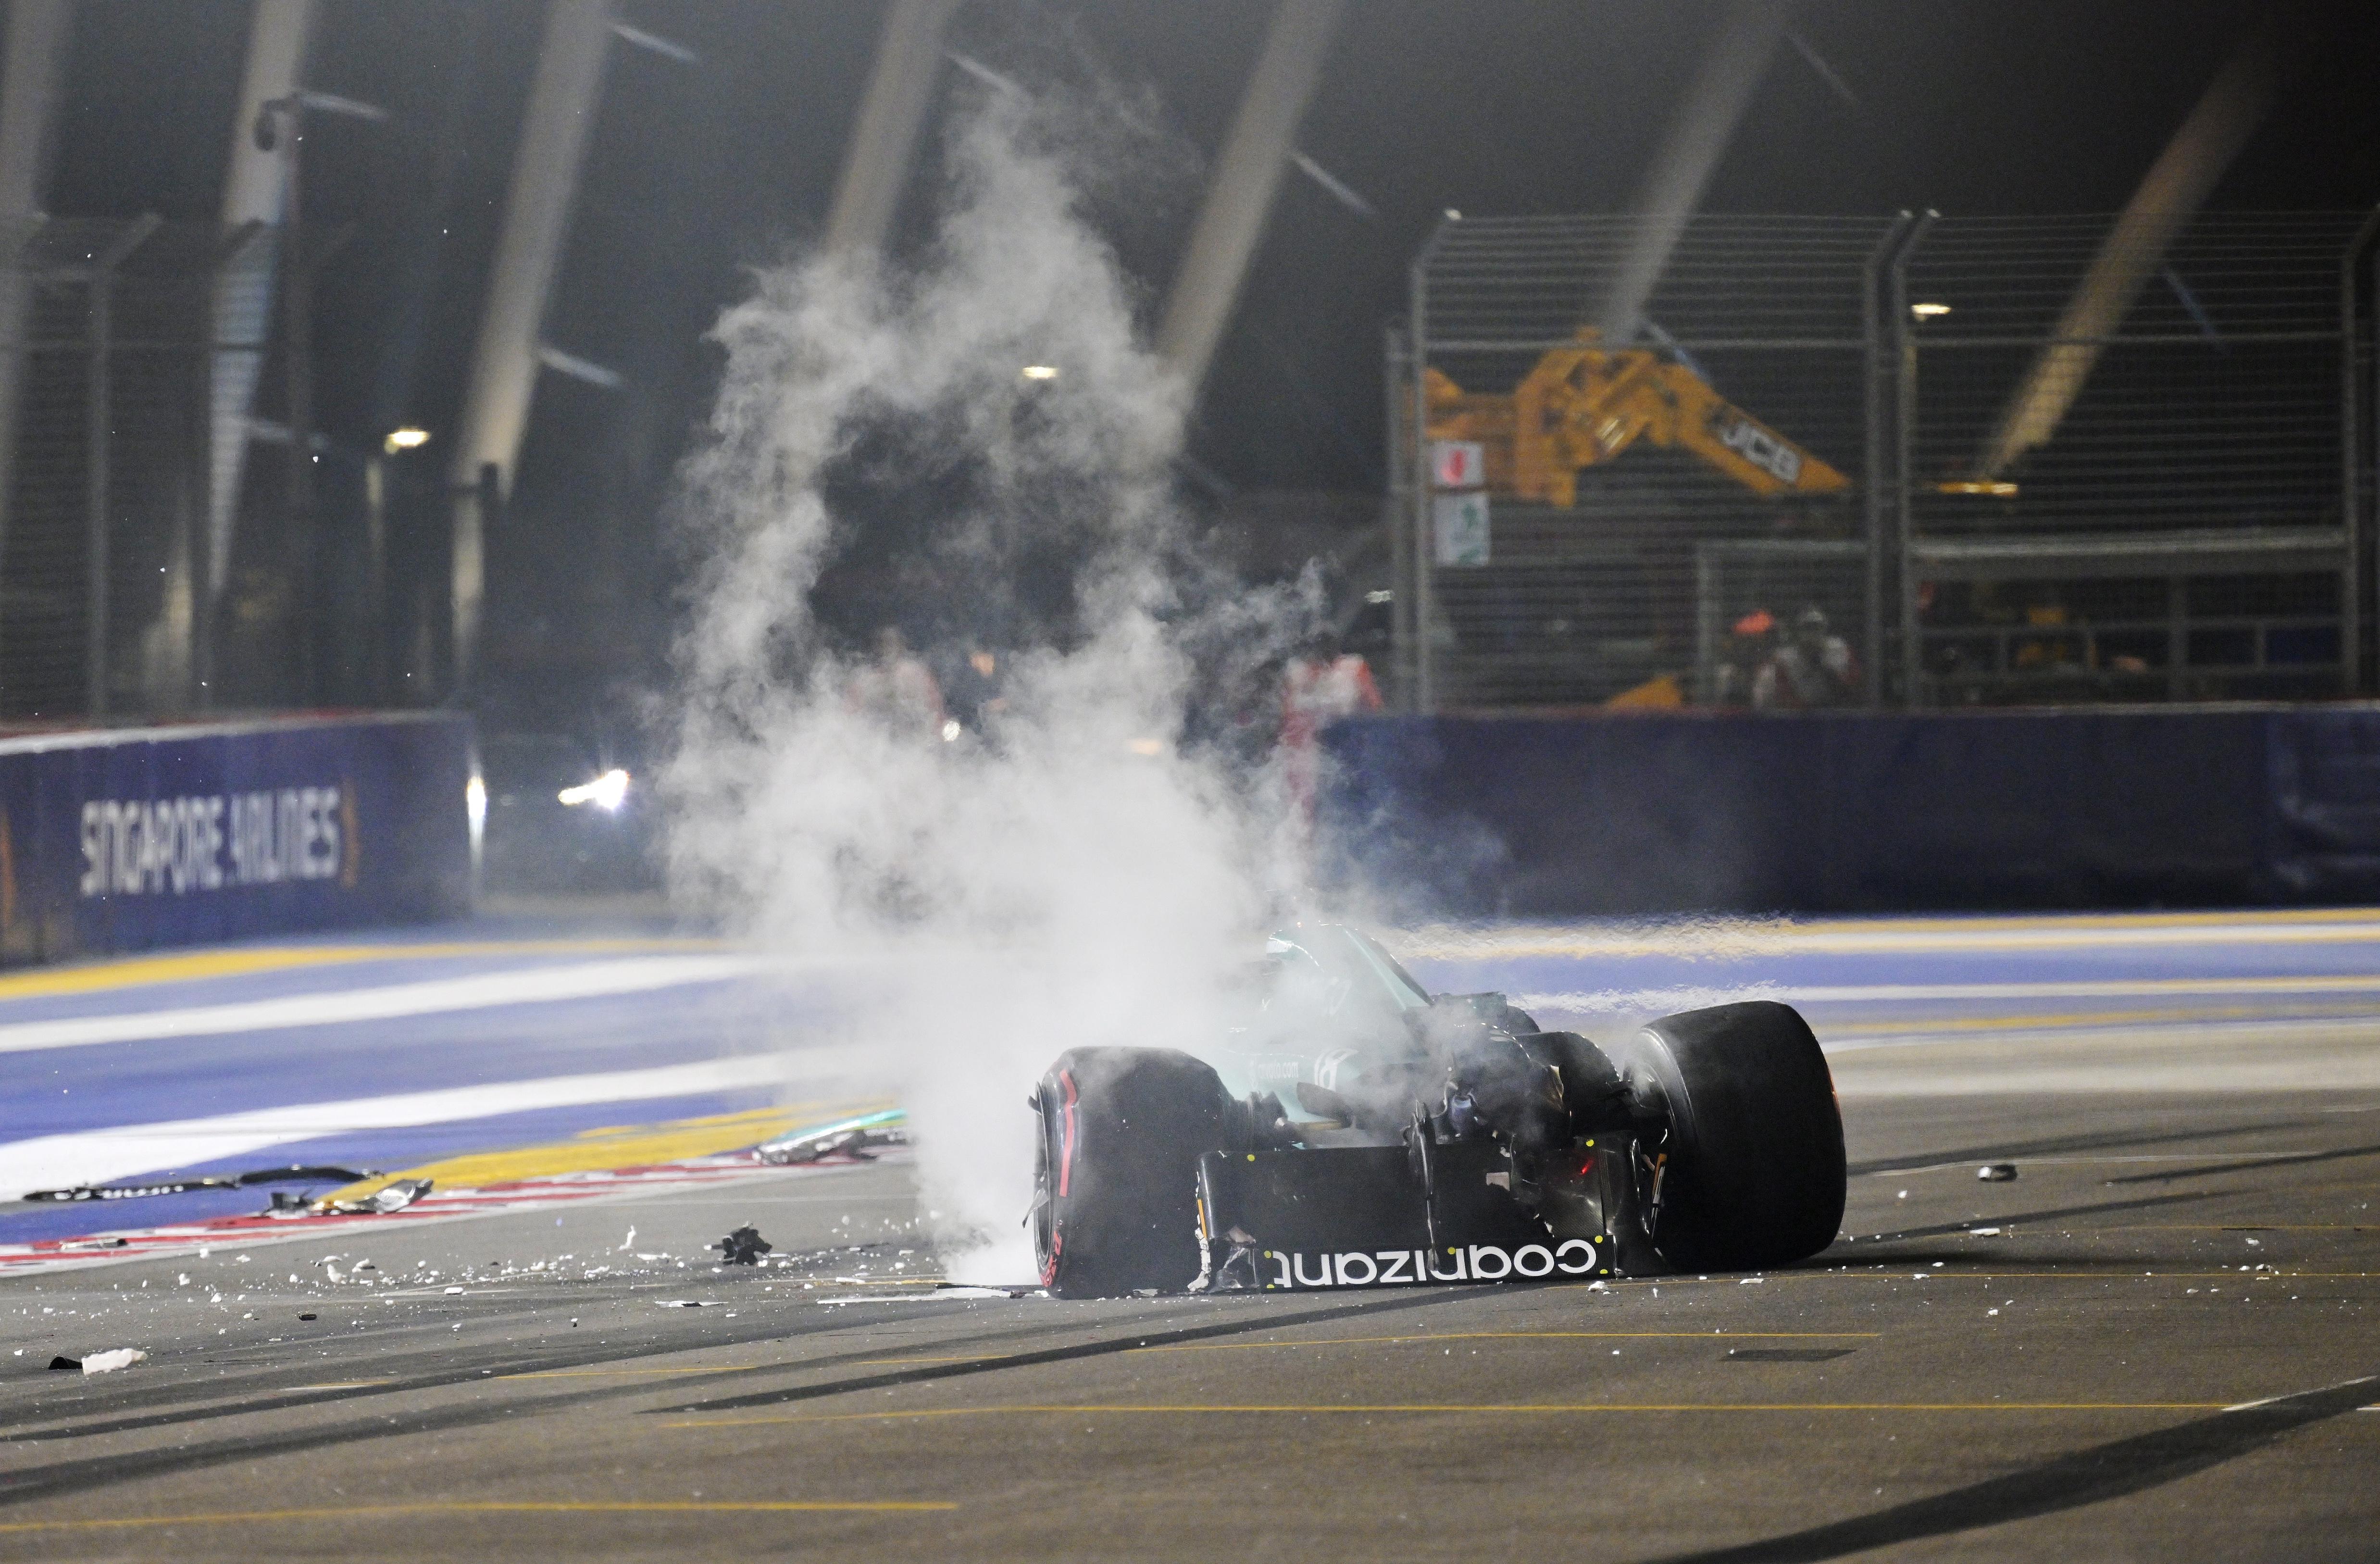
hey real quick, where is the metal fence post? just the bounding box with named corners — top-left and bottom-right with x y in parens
top-left (83, 259), bottom-right (104, 716)
top-left (2343, 210), bottom-right (2380, 696)
top-left (1382, 324), bottom-right (1413, 709)
top-left (83, 214), bottom-right (160, 719)
top-left (1694, 544), bottom-right (1719, 703)
top-left (1408, 220), bottom-right (1450, 716)
top-left (2361, 227), bottom-right (2380, 695)
top-left (1862, 212), bottom-right (1915, 706)
top-left (1892, 211), bottom-right (1935, 709)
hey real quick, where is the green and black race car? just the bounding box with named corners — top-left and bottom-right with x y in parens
top-left (1029, 924), bottom-right (1845, 1297)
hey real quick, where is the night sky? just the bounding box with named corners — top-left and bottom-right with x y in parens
top-left (25, 0), bottom-right (2380, 722)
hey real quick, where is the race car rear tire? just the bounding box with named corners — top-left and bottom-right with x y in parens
top-left (1032, 1047), bottom-right (1230, 1298)
top-left (1623, 1001), bottom-right (1844, 1271)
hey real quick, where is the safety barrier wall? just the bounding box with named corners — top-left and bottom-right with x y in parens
top-left (0, 712), bottom-right (475, 964)
top-left (1320, 707), bottom-right (2380, 916)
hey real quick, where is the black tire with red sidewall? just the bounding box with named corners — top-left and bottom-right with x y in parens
top-left (1623, 1001), bottom-right (1845, 1271)
top-left (1032, 1047), bottom-right (1230, 1298)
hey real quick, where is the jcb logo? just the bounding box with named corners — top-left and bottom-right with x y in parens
top-left (1715, 415), bottom-right (1802, 484)
top-left (1262, 1239), bottom-right (1603, 1289)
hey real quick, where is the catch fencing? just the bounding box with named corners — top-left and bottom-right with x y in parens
top-left (1391, 209), bottom-right (2380, 711)
top-left (0, 213), bottom-right (391, 724)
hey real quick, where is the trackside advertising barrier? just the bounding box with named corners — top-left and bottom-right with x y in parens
top-left (0, 713), bottom-right (474, 965)
top-left (1320, 707), bottom-right (2380, 916)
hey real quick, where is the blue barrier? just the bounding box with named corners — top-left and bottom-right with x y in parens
top-left (0, 712), bottom-right (475, 964)
top-left (1320, 708), bottom-right (2380, 916)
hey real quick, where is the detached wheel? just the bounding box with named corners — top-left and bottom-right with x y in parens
top-left (1031, 1047), bottom-right (1229, 1298)
top-left (1624, 1001), bottom-right (1845, 1270)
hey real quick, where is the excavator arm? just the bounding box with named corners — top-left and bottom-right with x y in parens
top-left (1424, 331), bottom-right (1850, 506)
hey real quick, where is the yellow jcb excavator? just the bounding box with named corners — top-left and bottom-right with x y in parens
top-left (1423, 329), bottom-right (1850, 505)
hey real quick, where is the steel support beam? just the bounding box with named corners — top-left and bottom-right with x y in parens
top-left (0, 0), bottom-right (74, 602)
top-left (449, 0), bottom-right (614, 690)
top-left (1974, 42), bottom-right (2274, 479)
top-left (0, 0), bottom-right (67, 218)
top-left (2343, 212), bottom-right (2380, 695)
top-left (824, 0), bottom-right (961, 256)
top-left (207, 0), bottom-right (312, 639)
top-left (1594, 0), bottom-right (1787, 345)
top-left (1156, 0), bottom-right (1344, 399)
top-left (83, 214), bottom-right (161, 718)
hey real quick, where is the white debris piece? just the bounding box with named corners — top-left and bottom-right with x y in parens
top-left (619, 1226), bottom-right (637, 1251)
top-left (81, 1349), bottom-right (146, 1375)
top-left (656, 1300), bottom-right (710, 1308)
top-left (443, 1286), bottom-right (464, 1296)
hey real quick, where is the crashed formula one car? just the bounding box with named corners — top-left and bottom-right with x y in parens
top-left (1029, 924), bottom-right (1844, 1297)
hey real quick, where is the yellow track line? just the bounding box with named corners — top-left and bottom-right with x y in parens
top-left (1137, 1331), bottom-right (1881, 1351)
top-left (846, 1333), bottom-right (1880, 1366)
top-left (2111, 1225), bottom-right (2380, 1232)
top-left (0, 938), bottom-right (730, 1001)
top-left (669, 1401), bottom-right (2232, 1428)
top-left (1567, 1270), bottom-right (2375, 1282)
top-left (316, 1096), bottom-right (894, 1205)
top-left (1828, 1000), bottom-right (2380, 1036)
top-left (505, 1368), bottom-right (768, 1378)
top-left (0, 1501), bottom-right (953, 1534)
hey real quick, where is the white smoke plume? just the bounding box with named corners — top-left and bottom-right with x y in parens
top-left (662, 90), bottom-right (1314, 1278)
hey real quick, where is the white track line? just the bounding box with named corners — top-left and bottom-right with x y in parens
top-left (0, 1050), bottom-right (878, 1196)
top-left (1398, 920), bottom-right (2380, 960)
top-left (1509, 975), bottom-right (2380, 1015)
top-left (0, 954), bottom-right (773, 1056)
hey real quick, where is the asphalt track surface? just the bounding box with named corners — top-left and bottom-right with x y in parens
top-left (2, 909), bottom-right (2378, 1560)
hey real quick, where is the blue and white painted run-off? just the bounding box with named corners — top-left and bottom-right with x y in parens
top-left (1398, 911), bottom-right (2380, 1015)
top-left (6, 907), bottom-right (2380, 1249)
top-left (0, 916), bottom-right (892, 1247)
